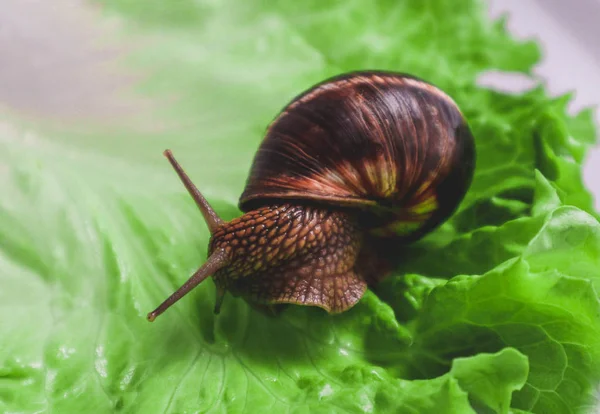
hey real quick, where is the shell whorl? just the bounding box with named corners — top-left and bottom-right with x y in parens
top-left (240, 71), bottom-right (475, 240)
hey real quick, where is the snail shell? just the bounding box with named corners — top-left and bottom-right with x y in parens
top-left (241, 71), bottom-right (475, 241)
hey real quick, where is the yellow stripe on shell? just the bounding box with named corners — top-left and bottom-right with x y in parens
top-left (363, 158), bottom-right (397, 197)
top-left (408, 194), bottom-right (438, 215)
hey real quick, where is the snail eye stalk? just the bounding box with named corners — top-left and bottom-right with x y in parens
top-left (163, 149), bottom-right (223, 234)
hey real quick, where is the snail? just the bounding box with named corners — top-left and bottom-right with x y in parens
top-left (147, 70), bottom-right (475, 322)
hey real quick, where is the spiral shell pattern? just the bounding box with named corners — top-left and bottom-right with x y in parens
top-left (240, 71), bottom-right (475, 240)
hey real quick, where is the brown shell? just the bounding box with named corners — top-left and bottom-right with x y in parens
top-left (239, 71), bottom-right (475, 240)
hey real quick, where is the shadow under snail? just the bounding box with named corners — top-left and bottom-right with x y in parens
top-left (147, 70), bottom-right (475, 322)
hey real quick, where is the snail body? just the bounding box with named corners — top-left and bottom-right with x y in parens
top-left (148, 71), bottom-right (475, 321)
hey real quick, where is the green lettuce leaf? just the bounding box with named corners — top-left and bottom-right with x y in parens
top-left (450, 348), bottom-right (529, 413)
top-left (1, 0), bottom-right (599, 413)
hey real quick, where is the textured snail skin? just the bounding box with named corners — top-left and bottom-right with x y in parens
top-left (209, 203), bottom-right (366, 313)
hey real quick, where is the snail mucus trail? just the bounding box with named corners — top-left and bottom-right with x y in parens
top-left (147, 71), bottom-right (475, 322)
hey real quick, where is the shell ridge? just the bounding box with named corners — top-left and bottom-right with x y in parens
top-left (239, 71), bottom-right (475, 240)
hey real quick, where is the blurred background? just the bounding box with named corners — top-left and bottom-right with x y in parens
top-left (0, 0), bottom-right (600, 201)
top-left (487, 0), bottom-right (600, 206)
top-left (1, 0), bottom-right (599, 206)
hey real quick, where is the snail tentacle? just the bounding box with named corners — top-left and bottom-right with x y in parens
top-left (147, 248), bottom-right (230, 322)
top-left (164, 149), bottom-right (223, 234)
